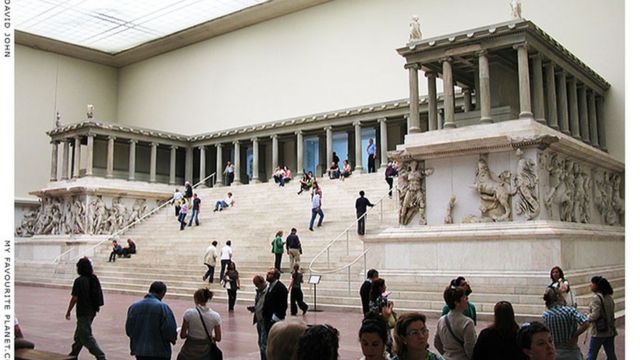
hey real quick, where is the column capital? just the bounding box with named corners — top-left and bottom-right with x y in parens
top-left (170, 145), bottom-right (179, 150)
top-left (439, 56), bottom-right (453, 63)
top-left (251, 137), bottom-right (258, 142)
top-left (215, 142), bottom-right (223, 148)
top-left (198, 145), bottom-right (206, 151)
top-left (107, 135), bottom-right (116, 141)
top-left (423, 69), bottom-right (437, 77)
top-left (377, 117), bottom-right (387, 124)
top-left (233, 140), bottom-right (240, 145)
top-left (324, 125), bottom-right (333, 132)
top-left (295, 130), bottom-right (303, 136)
top-left (529, 52), bottom-right (544, 60)
top-left (150, 142), bottom-right (159, 147)
top-left (404, 63), bottom-right (421, 70)
top-left (461, 87), bottom-right (471, 94)
top-left (352, 120), bottom-right (361, 127)
top-left (50, 140), bottom-right (59, 145)
top-left (74, 135), bottom-right (81, 141)
top-left (476, 49), bottom-right (489, 57)
top-left (270, 134), bottom-right (278, 140)
top-left (543, 61), bottom-right (556, 69)
top-left (513, 42), bottom-right (528, 50)
top-left (129, 139), bottom-right (137, 144)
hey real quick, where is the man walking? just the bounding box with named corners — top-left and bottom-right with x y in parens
top-left (355, 190), bottom-right (374, 235)
top-left (309, 191), bottom-right (324, 231)
top-left (202, 241), bottom-right (218, 283)
top-left (366, 138), bottom-right (377, 173)
top-left (126, 281), bottom-right (177, 360)
top-left (248, 275), bottom-right (269, 360)
top-left (188, 193), bottom-right (201, 226)
top-left (65, 257), bottom-right (106, 360)
top-left (219, 240), bottom-right (233, 281)
top-left (359, 269), bottom-right (379, 315)
top-left (285, 228), bottom-right (302, 272)
top-left (184, 181), bottom-right (193, 208)
top-left (263, 268), bottom-right (288, 336)
top-left (542, 287), bottom-right (589, 360)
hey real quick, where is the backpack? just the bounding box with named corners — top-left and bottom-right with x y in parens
top-left (89, 275), bottom-right (104, 312)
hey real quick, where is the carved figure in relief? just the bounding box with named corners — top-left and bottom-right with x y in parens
top-left (33, 198), bottom-right (51, 234)
top-left (559, 160), bottom-right (575, 222)
top-left (398, 160), bottom-right (434, 225)
top-left (15, 210), bottom-right (37, 237)
top-left (514, 149), bottom-right (539, 220)
top-left (41, 199), bottom-right (62, 235)
top-left (71, 198), bottom-right (87, 234)
top-left (472, 157), bottom-right (513, 222)
top-left (571, 163), bottom-right (591, 224)
top-left (510, 0), bottom-right (522, 19)
top-left (444, 196), bottom-right (456, 224)
top-left (105, 197), bottom-right (127, 234)
top-left (611, 174), bottom-right (624, 220)
top-left (409, 15), bottom-right (422, 42)
top-left (90, 195), bottom-right (107, 234)
top-left (128, 199), bottom-right (148, 225)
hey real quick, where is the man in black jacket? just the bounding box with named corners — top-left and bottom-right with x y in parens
top-left (285, 228), bottom-right (302, 272)
top-left (359, 269), bottom-right (378, 315)
top-left (355, 190), bottom-right (375, 235)
top-left (262, 268), bottom-right (288, 336)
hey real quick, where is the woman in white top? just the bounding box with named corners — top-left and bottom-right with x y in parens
top-left (434, 286), bottom-right (477, 360)
top-left (177, 288), bottom-right (222, 360)
top-left (549, 266), bottom-right (575, 307)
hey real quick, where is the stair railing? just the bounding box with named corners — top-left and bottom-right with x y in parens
top-left (308, 184), bottom-right (397, 294)
top-left (52, 172), bottom-right (216, 264)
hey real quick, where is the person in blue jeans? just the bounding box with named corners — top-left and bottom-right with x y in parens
top-left (188, 193), bottom-right (201, 226)
top-left (309, 191), bottom-right (324, 231)
top-left (177, 200), bottom-right (188, 230)
top-left (586, 276), bottom-right (618, 360)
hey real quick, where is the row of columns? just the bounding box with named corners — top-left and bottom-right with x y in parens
top-left (405, 44), bottom-right (606, 150)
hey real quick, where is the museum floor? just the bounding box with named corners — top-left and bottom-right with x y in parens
top-left (16, 285), bottom-right (624, 360)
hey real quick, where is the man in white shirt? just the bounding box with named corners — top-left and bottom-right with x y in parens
top-left (214, 192), bottom-right (235, 212)
top-left (309, 191), bottom-right (324, 231)
top-left (219, 240), bottom-right (233, 282)
top-left (202, 241), bottom-right (218, 283)
top-left (172, 189), bottom-right (183, 217)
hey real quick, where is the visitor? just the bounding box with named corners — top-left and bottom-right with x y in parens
top-left (367, 138), bottom-right (377, 173)
top-left (184, 181), bottom-right (193, 208)
top-left (108, 239), bottom-right (123, 262)
top-left (340, 159), bottom-right (352, 181)
top-left (288, 263), bottom-right (308, 316)
top-left (223, 161), bottom-right (235, 186)
top-left (356, 190), bottom-right (375, 235)
top-left (328, 161), bottom-right (340, 179)
top-left (188, 193), bottom-right (201, 226)
top-left (177, 288), bottom-right (222, 360)
top-left (283, 166), bottom-right (292, 183)
top-left (178, 199), bottom-right (188, 230)
top-left (263, 268), bottom-right (288, 335)
top-left (296, 323), bottom-right (340, 360)
top-left (172, 188), bottom-right (183, 216)
top-left (309, 190), bottom-right (324, 231)
top-left (332, 151), bottom-right (340, 166)
top-left (516, 321), bottom-right (556, 360)
top-left (442, 276), bottom-right (477, 325)
top-left (214, 192), bottom-right (235, 211)
top-left (271, 230), bottom-right (284, 272)
top-left (434, 286), bottom-right (477, 360)
top-left (297, 171), bottom-right (314, 195)
top-left (14, 318), bottom-right (35, 350)
top-left (360, 268), bottom-right (379, 315)
top-left (273, 166), bottom-right (285, 186)
top-left (384, 161), bottom-right (398, 198)
top-left (311, 180), bottom-right (322, 198)
top-left (122, 238), bottom-right (136, 257)
top-left (367, 278), bottom-right (395, 354)
top-left (223, 261), bottom-right (240, 311)
top-left (359, 315), bottom-right (392, 360)
top-left (266, 318), bottom-right (307, 360)
top-left (586, 276), bottom-right (617, 360)
top-left (219, 240), bottom-right (233, 281)
top-left (549, 266), bottom-right (576, 307)
top-left (393, 312), bottom-right (444, 360)
top-left (65, 257), bottom-right (106, 360)
top-left (285, 228), bottom-right (302, 272)
top-left (542, 287), bottom-right (589, 360)
top-left (472, 301), bottom-right (526, 360)
top-left (248, 275), bottom-right (269, 360)
top-left (202, 241), bottom-right (218, 283)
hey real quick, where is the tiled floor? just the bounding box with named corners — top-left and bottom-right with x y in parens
top-left (16, 285), bottom-right (624, 360)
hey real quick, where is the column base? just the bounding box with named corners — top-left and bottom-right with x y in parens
top-left (443, 122), bottom-right (457, 129)
top-left (581, 137), bottom-right (591, 144)
top-left (535, 118), bottom-right (547, 125)
top-left (479, 117), bottom-right (493, 124)
top-left (250, 179), bottom-right (262, 184)
top-left (518, 112), bottom-right (534, 119)
top-left (408, 126), bottom-right (421, 134)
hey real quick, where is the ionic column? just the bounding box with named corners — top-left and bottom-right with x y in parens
top-left (169, 145), bottom-right (177, 185)
top-left (442, 57), bottom-right (456, 128)
top-left (578, 85), bottom-right (590, 143)
top-left (515, 43), bottom-right (533, 119)
top-left (61, 140), bottom-right (70, 180)
top-left (86, 134), bottom-right (94, 176)
top-left (568, 77), bottom-right (580, 139)
top-left (557, 70), bottom-right (570, 134)
top-left (185, 147), bottom-right (193, 183)
top-left (596, 96), bottom-right (607, 151)
top-left (271, 135), bottom-right (279, 173)
top-left (128, 139), bottom-right (137, 180)
top-left (531, 54), bottom-right (546, 124)
top-left (354, 121), bottom-right (363, 172)
top-left (406, 64), bottom-right (421, 134)
top-left (462, 87), bottom-right (472, 113)
top-left (478, 51), bottom-right (492, 124)
top-left (251, 137), bottom-right (260, 184)
top-left (325, 126), bottom-right (333, 169)
top-left (296, 131), bottom-right (304, 177)
top-left (149, 142), bottom-right (158, 183)
top-left (233, 140), bottom-right (241, 185)
top-left (215, 143), bottom-right (223, 186)
top-left (50, 141), bottom-right (59, 181)
top-left (73, 136), bottom-right (81, 178)
top-left (199, 146), bottom-right (207, 184)
top-left (544, 62), bottom-right (559, 129)
top-left (106, 136), bottom-right (115, 179)
top-left (378, 118), bottom-right (388, 168)
top-left (426, 71), bottom-right (438, 131)
top-left (588, 91), bottom-right (599, 147)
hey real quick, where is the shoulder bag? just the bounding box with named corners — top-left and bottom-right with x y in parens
top-left (444, 314), bottom-right (465, 347)
top-left (595, 294), bottom-right (609, 332)
top-left (196, 307), bottom-right (223, 360)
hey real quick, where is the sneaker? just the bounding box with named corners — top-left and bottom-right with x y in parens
top-left (303, 308), bottom-right (308, 315)
top-left (309, 228), bottom-right (313, 231)
top-left (317, 223), bottom-right (322, 227)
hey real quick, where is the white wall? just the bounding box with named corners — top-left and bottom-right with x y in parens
top-left (116, 0), bottom-right (624, 161)
top-left (15, 45), bottom-right (118, 199)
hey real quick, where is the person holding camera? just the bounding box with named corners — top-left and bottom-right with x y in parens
top-left (367, 278), bottom-right (396, 356)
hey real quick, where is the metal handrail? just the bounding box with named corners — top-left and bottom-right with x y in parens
top-left (308, 184), bottom-right (397, 274)
top-left (52, 172), bottom-right (216, 264)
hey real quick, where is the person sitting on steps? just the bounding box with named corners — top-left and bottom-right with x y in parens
top-left (214, 192), bottom-right (235, 212)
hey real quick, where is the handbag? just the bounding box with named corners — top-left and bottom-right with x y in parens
top-left (196, 307), bottom-right (223, 360)
top-left (444, 314), bottom-right (465, 346)
top-left (595, 294), bottom-right (609, 332)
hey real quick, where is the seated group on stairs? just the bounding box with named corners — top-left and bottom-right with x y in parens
top-left (353, 267), bottom-right (618, 360)
top-left (107, 238), bottom-right (136, 262)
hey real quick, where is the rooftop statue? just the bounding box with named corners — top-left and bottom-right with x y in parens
top-left (409, 15), bottom-right (422, 42)
top-left (510, 0), bottom-right (522, 19)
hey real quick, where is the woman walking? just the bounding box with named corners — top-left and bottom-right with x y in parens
top-left (177, 288), bottom-right (222, 360)
top-left (288, 264), bottom-right (308, 315)
top-left (586, 276), bottom-right (617, 360)
top-left (271, 231), bottom-right (284, 272)
top-left (223, 261), bottom-right (240, 311)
